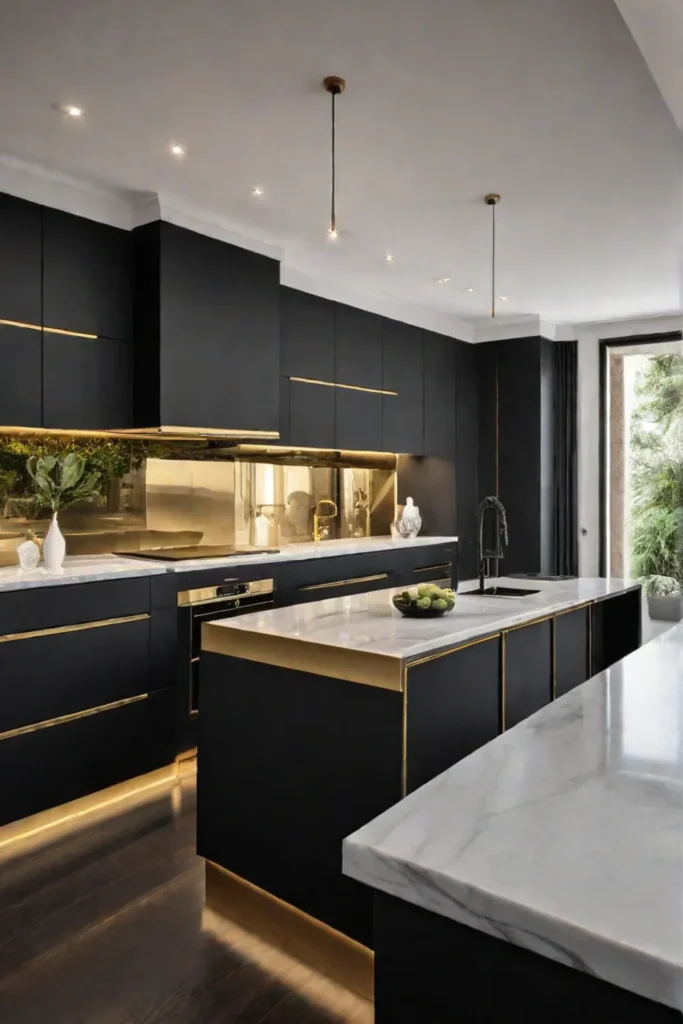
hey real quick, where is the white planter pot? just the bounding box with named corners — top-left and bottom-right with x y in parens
top-left (43, 513), bottom-right (66, 571)
top-left (647, 593), bottom-right (683, 622)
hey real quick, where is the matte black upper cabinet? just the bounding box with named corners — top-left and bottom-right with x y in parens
top-left (135, 222), bottom-right (280, 433)
top-left (381, 320), bottom-right (424, 455)
top-left (0, 192), bottom-right (42, 325)
top-left (0, 323), bottom-right (42, 427)
top-left (335, 304), bottom-right (383, 390)
top-left (454, 341), bottom-right (479, 579)
top-left (42, 207), bottom-right (132, 340)
top-left (281, 287), bottom-right (335, 381)
top-left (43, 336), bottom-right (134, 429)
top-left (423, 331), bottom-right (456, 458)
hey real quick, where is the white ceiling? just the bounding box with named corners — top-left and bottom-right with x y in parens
top-left (0, 0), bottom-right (680, 335)
top-left (615, 0), bottom-right (683, 129)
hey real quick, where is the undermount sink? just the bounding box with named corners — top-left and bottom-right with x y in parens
top-left (466, 586), bottom-right (541, 598)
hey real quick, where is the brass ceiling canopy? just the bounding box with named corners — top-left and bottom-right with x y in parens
top-left (323, 76), bottom-right (346, 239)
top-left (485, 193), bottom-right (501, 318)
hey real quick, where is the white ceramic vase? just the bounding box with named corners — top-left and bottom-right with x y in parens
top-left (43, 513), bottom-right (66, 571)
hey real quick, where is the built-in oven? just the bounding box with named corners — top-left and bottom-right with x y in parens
top-left (176, 578), bottom-right (274, 750)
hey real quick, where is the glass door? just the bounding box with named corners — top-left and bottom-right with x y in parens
top-left (602, 337), bottom-right (682, 583)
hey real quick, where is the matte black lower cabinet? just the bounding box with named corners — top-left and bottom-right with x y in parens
top-left (555, 605), bottom-right (589, 698)
top-left (405, 636), bottom-right (500, 794)
top-left (504, 619), bottom-right (552, 729)
top-left (0, 688), bottom-right (175, 827)
top-left (372, 891), bottom-right (679, 1023)
top-left (591, 589), bottom-right (642, 675)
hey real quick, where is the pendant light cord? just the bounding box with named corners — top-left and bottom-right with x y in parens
top-left (330, 90), bottom-right (337, 234)
top-left (491, 200), bottom-right (496, 318)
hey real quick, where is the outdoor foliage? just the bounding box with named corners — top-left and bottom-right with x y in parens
top-left (630, 353), bottom-right (683, 588)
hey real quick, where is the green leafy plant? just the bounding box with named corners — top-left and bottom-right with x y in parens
top-left (26, 453), bottom-right (100, 514)
top-left (629, 353), bottom-right (683, 590)
top-left (644, 575), bottom-right (681, 597)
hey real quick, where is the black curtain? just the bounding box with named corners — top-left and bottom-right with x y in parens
top-left (553, 341), bottom-right (579, 575)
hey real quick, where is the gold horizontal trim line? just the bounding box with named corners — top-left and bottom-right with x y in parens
top-left (0, 693), bottom-right (149, 742)
top-left (205, 861), bottom-right (373, 1003)
top-left (298, 573), bottom-right (389, 592)
top-left (412, 563), bottom-right (452, 574)
top-left (0, 764), bottom-right (177, 853)
top-left (289, 376), bottom-right (397, 397)
top-left (202, 622), bottom-right (403, 691)
top-left (0, 319), bottom-right (98, 339)
top-left (407, 632), bottom-right (500, 669)
top-left (130, 426), bottom-right (280, 439)
top-left (554, 601), bottom-right (593, 618)
top-left (503, 614), bottom-right (554, 633)
top-left (0, 318), bottom-right (42, 332)
top-left (44, 325), bottom-right (98, 339)
top-left (0, 613), bottom-right (149, 644)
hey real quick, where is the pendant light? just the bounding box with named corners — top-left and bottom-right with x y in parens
top-left (485, 193), bottom-right (501, 317)
top-left (323, 75), bottom-right (346, 239)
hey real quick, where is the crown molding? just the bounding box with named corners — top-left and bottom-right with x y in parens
top-left (132, 190), bottom-right (284, 261)
top-left (280, 266), bottom-right (475, 342)
top-left (0, 152), bottom-right (134, 229)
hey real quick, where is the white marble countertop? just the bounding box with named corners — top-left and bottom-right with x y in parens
top-left (0, 554), bottom-right (169, 592)
top-left (343, 623), bottom-right (683, 1012)
top-left (206, 576), bottom-right (639, 665)
top-left (0, 537), bottom-right (457, 592)
top-left (160, 535), bottom-right (457, 572)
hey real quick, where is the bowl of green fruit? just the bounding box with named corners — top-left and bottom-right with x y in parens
top-left (392, 584), bottom-right (456, 618)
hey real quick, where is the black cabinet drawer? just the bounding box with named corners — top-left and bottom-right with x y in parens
top-left (555, 606), bottom-right (589, 698)
top-left (0, 614), bottom-right (152, 733)
top-left (0, 577), bottom-right (151, 636)
top-left (0, 323), bottom-right (42, 426)
top-left (335, 388), bottom-right (382, 451)
top-left (0, 687), bottom-right (175, 827)
top-left (288, 378), bottom-right (335, 449)
top-left (42, 207), bottom-right (132, 340)
top-left (43, 335), bottom-right (134, 429)
top-left (0, 192), bottom-right (42, 325)
top-left (504, 619), bottom-right (552, 730)
top-left (277, 551), bottom-right (396, 605)
top-left (591, 589), bottom-right (642, 676)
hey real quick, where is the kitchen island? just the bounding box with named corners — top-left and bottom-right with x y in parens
top-left (198, 576), bottom-right (642, 985)
top-left (343, 622), bottom-right (682, 1021)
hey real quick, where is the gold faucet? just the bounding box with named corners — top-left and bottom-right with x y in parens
top-left (313, 499), bottom-right (338, 542)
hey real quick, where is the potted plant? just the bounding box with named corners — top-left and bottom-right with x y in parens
top-left (629, 353), bottom-right (682, 623)
top-left (26, 454), bottom-right (99, 570)
top-left (643, 574), bottom-right (683, 622)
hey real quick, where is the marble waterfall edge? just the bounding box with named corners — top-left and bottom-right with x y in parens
top-left (343, 624), bottom-right (683, 1013)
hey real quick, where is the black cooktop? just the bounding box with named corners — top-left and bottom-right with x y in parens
top-left (120, 546), bottom-right (280, 562)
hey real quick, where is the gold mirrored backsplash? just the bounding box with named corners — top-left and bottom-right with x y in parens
top-left (0, 436), bottom-right (397, 565)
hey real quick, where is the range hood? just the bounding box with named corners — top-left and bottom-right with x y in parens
top-left (133, 220), bottom-right (280, 440)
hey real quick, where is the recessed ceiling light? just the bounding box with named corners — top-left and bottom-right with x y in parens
top-left (436, 277), bottom-right (451, 285)
top-left (385, 254), bottom-right (395, 262)
top-left (466, 287), bottom-right (475, 293)
top-left (251, 186), bottom-right (265, 196)
top-left (52, 103), bottom-right (84, 118)
top-left (499, 295), bottom-right (508, 301)
top-left (169, 143), bottom-right (186, 158)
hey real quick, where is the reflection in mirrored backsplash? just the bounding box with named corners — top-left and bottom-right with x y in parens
top-left (0, 454), bottom-right (397, 564)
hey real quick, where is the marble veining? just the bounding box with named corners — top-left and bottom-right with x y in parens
top-left (159, 535), bottom-right (458, 572)
top-left (206, 576), bottom-right (640, 664)
top-left (0, 555), bottom-right (168, 592)
top-left (343, 624), bottom-right (683, 1012)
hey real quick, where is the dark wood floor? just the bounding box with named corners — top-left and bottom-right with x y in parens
top-left (0, 771), bottom-right (373, 1024)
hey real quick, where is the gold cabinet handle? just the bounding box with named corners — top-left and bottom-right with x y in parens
top-left (298, 573), bottom-right (389, 592)
top-left (0, 613), bottom-right (150, 645)
top-left (0, 694), bottom-right (149, 742)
